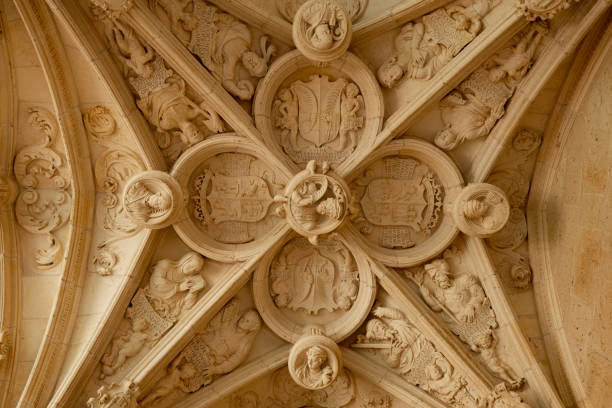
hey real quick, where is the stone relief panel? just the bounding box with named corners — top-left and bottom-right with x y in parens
top-left (486, 129), bottom-right (541, 290)
top-left (353, 305), bottom-right (481, 406)
top-left (85, 105), bottom-right (147, 276)
top-left (435, 22), bottom-right (548, 150)
top-left (452, 183), bottom-right (511, 238)
top-left (98, 252), bottom-right (207, 380)
top-left (148, 0), bottom-right (276, 101)
top-left (254, 50), bottom-right (383, 169)
top-left (517, 0), bottom-right (580, 20)
top-left (89, 7), bottom-right (225, 165)
top-left (253, 234), bottom-right (375, 343)
top-left (403, 247), bottom-right (522, 386)
top-left (13, 107), bottom-right (71, 270)
top-left (288, 332), bottom-right (343, 390)
top-left (277, 0), bottom-right (367, 23)
top-left (87, 381), bottom-right (139, 408)
top-left (139, 298), bottom-right (261, 406)
top-left (377, 0), bottom-right (493, 88)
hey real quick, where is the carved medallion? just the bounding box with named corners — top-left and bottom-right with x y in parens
top-left (275, 160), bottom-right (348, 244)
top-left (288, 334), bottom-right (342, 390)
top-left (351, 157), bottom-right (443, 249)
top-left (292, 0), bottom-right (352, 62)
top-left (273, 75), bottom-right (364, 165)
top-left (271, 366), bottom-right (354, 407)
top-left (270, 237), bottom-right (359, 314)
top-left (277, 0), bottom-right (367, 23)
top-left (452, 183), bottom-right (510, 238)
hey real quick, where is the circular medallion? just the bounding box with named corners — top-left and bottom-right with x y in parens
top-left (171, 135), bottom-right (289, 262)
top-left (122, 170), bottom-right (183, 229)
top-left (254, 50), bottom-right (383, 169)
top-left (288, 334), bottom-right (342, 390)
top-left (252, 234), bottom-right (376, 343)
top-left (452, 183), bottom-right (510, 238)
top-left (347, 138), bottom-right (463, 267)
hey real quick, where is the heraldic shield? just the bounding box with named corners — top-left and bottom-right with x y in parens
top-left (199, 170), bottom-right (273, 224)
top-left (291, 75), bottom-right (348, 148)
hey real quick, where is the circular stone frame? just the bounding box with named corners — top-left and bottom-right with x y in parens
top-left (346, 138), bottom-right (464, 267)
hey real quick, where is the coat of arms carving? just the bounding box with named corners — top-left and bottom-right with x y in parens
top-left (273, 74), bottom-right (364, 164)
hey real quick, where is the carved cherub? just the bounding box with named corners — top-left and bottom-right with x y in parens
top-left (272, 88), bottom-right (299, 149)
top-left (471, 331), bottom-right (521, 385)
top-left (140, 356), bottom-right (198, 406)
top-left (109, 19), bottom-right (155, 78)
top-left (100, 317), bottom-right (154, 378)
top-left (422, 352), bottom-right (480, 406)
top-left (295, 346), bottom-right (334, 389)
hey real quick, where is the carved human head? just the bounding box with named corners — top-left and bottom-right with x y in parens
top-left (237, 310), bottom-right (262, 332)
top-left (424, 259), bottom-right (452, 289)
top-left (311, 23), bottom-right (334, 50)
top-left (179, 362), bottom-right (197, 379)
top-left (145, 190), bottom-right (172, 215)
top-left (179, 121), bottom-right (204, 146)
top-left (131, 317), bottom-right (149, 332)
top-left (306, 345), bottom-right (328, 370)
top-left (377, 58), bottom-right (404, 88)
top-left (365, 319), bottom-right (392, 341)
top-left (180, 252), bottom-right (205, 275)
top-left (345, 82), bottom-right (359, 97)
top-left (242, 51), bottom-right (268, 77)
top-left (425, 361), bottom-right (444, 381)
top-left (434, 128), bottom-right (459, 150)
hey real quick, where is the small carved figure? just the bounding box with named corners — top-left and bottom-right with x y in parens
top-left (149, 0), bottom-right (195, 34)
top-left (187, 2), bottom-right (275, 100)
top-left (301, 0), bottom-right (347, 50)
top-left (422, 352), bottom-right (480, 406)
top-left (109, 19), bottom-right (155, 78)
top-left (140, 356), bottom-right (198, 406)
top-left (124, 180), bottom-right (172, 224)
top-left (136, 75), bottom-right (224, 146)
top-left (100, 317), bottom-right (153, 378)
top-left (273, 88), bottom-right (299, 149)
top-left (87, 381), bottom-right (139, 408)
top-left (295, 346), bottom-right (335, 389)
top-left (419, 259), bottom-right (486, 323)
top-left (360, 390), bottom-right (392, 408)
top-left (471, 331), bottom-right (520, 385)
top-left (339, 83), bottom-right (364, 148)
top-left (145, 251), bottom-right (206, 320)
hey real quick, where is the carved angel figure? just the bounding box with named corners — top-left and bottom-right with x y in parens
top-left (422, 352), bottom-right (480, 406)
top-left (140, 356), bottom-right (198, 407)
top-left (187, 1), bottom-right (275, 100)
top-left (124, 181), bottom-right (172, 224)
top-left (361, 306), bottom-right (432, 377)
top-left (470, 331), bottom-right (520, 385)
top-left (136, 75), bottom-right (224, 146)
top-left (419, 259), bottom-right (486, 323)
top-left (295, 346), bottom-right (335, 389)
top-left (145, 251), bottom-right (206, 321)
top-left (100, 317), bottom-right (153, 378)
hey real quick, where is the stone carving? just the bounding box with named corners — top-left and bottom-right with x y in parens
top-left (487, 383), bottom-right (532, 408)
top-left (99, 252), bottom-right (205, 378)
top-left (90, 0), bottom-right (134, 20)
top-left (123, 171), bottom-right (183, 229)
top-left (517, 0), bottom-right (580, 20)
top-left (354, 306), bottom-right (479, 406)
top-left (13, 107), bottom-right (71, 269)
top-left (192, 152), bottom-right (281, 244)
top-left (435, 23), bottom-right (547, 150)
top-left (87, 381), bottom-right (139, 408)
top-left (162, 1), bottom-right (276, 100)
top-left (378, 1), bottom-right (491, 87)
top-left (486, 129), bottom-right (542, 289)
top-left (270, 237), bottom-right (359, 313)
top-left (141, 298), bottom-right (261, 405)
top-left (84, 105), bottom-right (117, 141)
top-left (288, 333), bottom-right (342, 390)
top-left (453, 183), bottom-right (511, 238)
top-left (359, 389), bottom-right (392, 408)
top-left (232, 391), bottom-right (259, 408)
top-left (350, 156), bottom-right (443, 249)
top-left (97, 15), bottom-right (224, 164)
top-left (269, 367), bottom-right (354, 407)
top-left (407, 257), bottom-right (520, 385)
top-left (278, 0), bottom-right (367, 22)
top-left (0, 329), bottom-right (9, 364)
top-left (273, 75), bottom-right (364, 164)
top-left (275, 160), bottom-right (348, 244)
top-left (293, 0), bottom-right (352, 62)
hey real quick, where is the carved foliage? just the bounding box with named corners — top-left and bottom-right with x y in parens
top-left (435, 23), bottom-right (548, 150)
top-left (378, 1), bottom-right (491, 87)
top-left (270, 237), bottom-right (359, 314)
top-left (14, 108), bottom-right (71, 269)
top-left (140, 298), bottom-right (261, 406)
top-left (350, 156), bottom-right (443, 249)
top-left (270, 366), bottom-right (354, 407)
top-left (191, 152), bottom-right (282, 244)
top-left (517, 0), bottom-right (579, 20)
top-left (273, 75), bottom-right (364, 164)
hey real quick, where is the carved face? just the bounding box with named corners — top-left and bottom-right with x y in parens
top-left (131, 317), bottom-right (149, 332)
top-left (145, 191), bottom-right (171, 214)
top-left (180, 253), bottom-right (204, 275)
top-left (377, 60), bottom-right (404, 88)
top-left (237, 310), bottom-right (261, 332)
top-left (311, 24), bottom-right (334, 50)
top-left (242, 51), bottom-right (267, 77)
top-left (306, 346), bottom-right (328, 370)
top-left (345, 83), bottom-right (359, 98)
top-left (434, 128), bottom-right (458, 150)
top-left (180, 121), bottom-right (203, 146)
top-left (425, 362), bottom-right (443, 380)
top-left (365, 319), bottom-right (392, 341)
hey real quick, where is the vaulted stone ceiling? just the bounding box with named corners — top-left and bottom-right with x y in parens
top-left (0, 0), bottom-right (610, 407)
